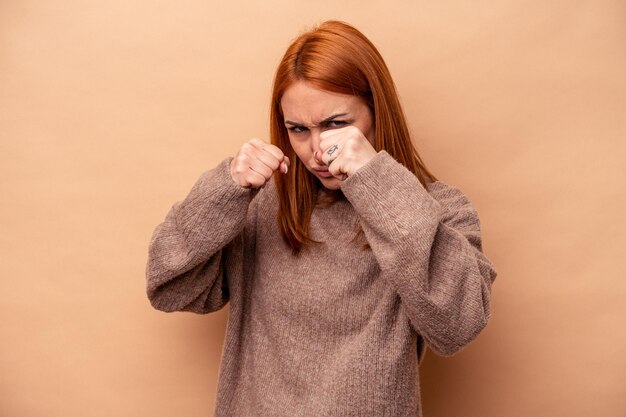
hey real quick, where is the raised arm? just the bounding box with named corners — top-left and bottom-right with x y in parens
top-left (145, 157), bottom-right (259, 314)
top-left (146, 137), bottom-right (290, 314)
top-left (341, 151), bottom-right (498, 356)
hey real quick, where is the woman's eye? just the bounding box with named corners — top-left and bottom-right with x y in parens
top-left (288, 126), bottom-right (308, 134)
top-left (327, 120), bottom-right (346, 128)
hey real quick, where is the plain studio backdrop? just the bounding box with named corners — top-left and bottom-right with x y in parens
top-left (1, 1), bottom-right (624, 416)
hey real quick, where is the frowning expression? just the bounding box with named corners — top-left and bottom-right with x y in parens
top-left (280, 81), bottom-right (375, 189)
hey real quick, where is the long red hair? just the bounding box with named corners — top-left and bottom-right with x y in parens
top-left (270, 20), bottom-right (438, 255)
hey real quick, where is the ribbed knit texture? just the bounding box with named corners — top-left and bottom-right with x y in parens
top-left (146, 150), bottom-right (498, 417)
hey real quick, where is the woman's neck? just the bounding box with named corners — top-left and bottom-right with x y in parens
top-left (315, 186), bottom-right (346, 207)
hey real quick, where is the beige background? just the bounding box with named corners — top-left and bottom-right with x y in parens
top-left (1, 1), bottom-right (625, 416)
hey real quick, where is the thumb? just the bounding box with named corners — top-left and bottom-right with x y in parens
top-left (280, 156), bottom-right (290, 174)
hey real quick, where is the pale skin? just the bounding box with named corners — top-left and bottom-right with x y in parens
top-left (230, 80), bottom-right (378, 190)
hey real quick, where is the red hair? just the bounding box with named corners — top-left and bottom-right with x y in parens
top-left (270, 20), bottom-right (438, 254)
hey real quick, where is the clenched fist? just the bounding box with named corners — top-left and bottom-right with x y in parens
top-left (230, 138), bottom-right (290, 189)
top-left (318, 126), bottom-right (377, 180)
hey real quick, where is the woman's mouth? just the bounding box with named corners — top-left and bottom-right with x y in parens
top-left (314, 168), bottom-right (333, 178)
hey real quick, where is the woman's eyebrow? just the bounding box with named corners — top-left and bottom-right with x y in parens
top-left (284, 113), bottom-right (349, 126)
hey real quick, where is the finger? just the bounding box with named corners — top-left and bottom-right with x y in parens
top-left (233, 158), bottom-right (267, 188)
top-left (248, 138), bottom-right (285, 168)
top-left (246, 144), bottom-right (282, 173)
top-left (322, 143), bottom-right (341, 166)
top-left (246, 168), bottom-right (268, 188)
top-left (320, 135), bottom-right (341, 153)
top-left (249, 138), bottom-right (285, 161)
top-left (254, 149), bottom-right (282, 172)
top-left (319, 128), bottom-right (344, 141)
top-left (248, 137), bottom-right (270, 150)
top-left (248, 157), bottom-right (274, 179)
top-left (279, 156), bottom-right (290, 174)
top-left (262, 144), bottom-right (286, 162)
top-left (321, 126), bottom-right (366, 150)
top-left (327, 158), bottom-right (345, 180)
top-left (319, 128), bottom-right (348, 150)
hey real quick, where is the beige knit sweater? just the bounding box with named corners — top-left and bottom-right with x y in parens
top-left (146, 150), bottom-right (497, 417)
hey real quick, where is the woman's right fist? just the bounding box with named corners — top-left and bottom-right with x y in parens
top-left (230, 138), bottom-right (290, 188)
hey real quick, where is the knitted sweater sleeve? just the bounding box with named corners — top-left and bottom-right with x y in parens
top-left (145, 157), bottom-right (259, 314)
top-left (340, 150), bottom-right (498, 356)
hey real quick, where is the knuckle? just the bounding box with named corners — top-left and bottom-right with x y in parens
top-left (345, 139), bottom-right (357, 150)
top-left (267, 143), bottom-right (280, 152)
top-left (268, 144), bottom-right (284, 158)
top-left (238, 154), bottom-right (250, 165)
top-left (257, 166), bottom-right (270, 179)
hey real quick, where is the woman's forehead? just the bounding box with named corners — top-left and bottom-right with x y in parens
top-left (281, 81), bottom-right (362, 123)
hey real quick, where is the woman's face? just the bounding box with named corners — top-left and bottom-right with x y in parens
top-left (280, 81), bottom-right (375, 190)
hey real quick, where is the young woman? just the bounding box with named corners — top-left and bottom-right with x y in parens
top-left (146, 20), bottom-right (497, 417)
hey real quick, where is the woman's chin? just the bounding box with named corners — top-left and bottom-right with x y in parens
top-left (318, 176), bottom-right (342, 190)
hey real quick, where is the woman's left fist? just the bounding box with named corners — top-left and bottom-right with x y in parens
top-left (317, 126), bottom-right (377, 180)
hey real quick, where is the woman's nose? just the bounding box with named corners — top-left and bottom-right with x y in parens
top-left (311, 130), bottom-right (324, 164)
